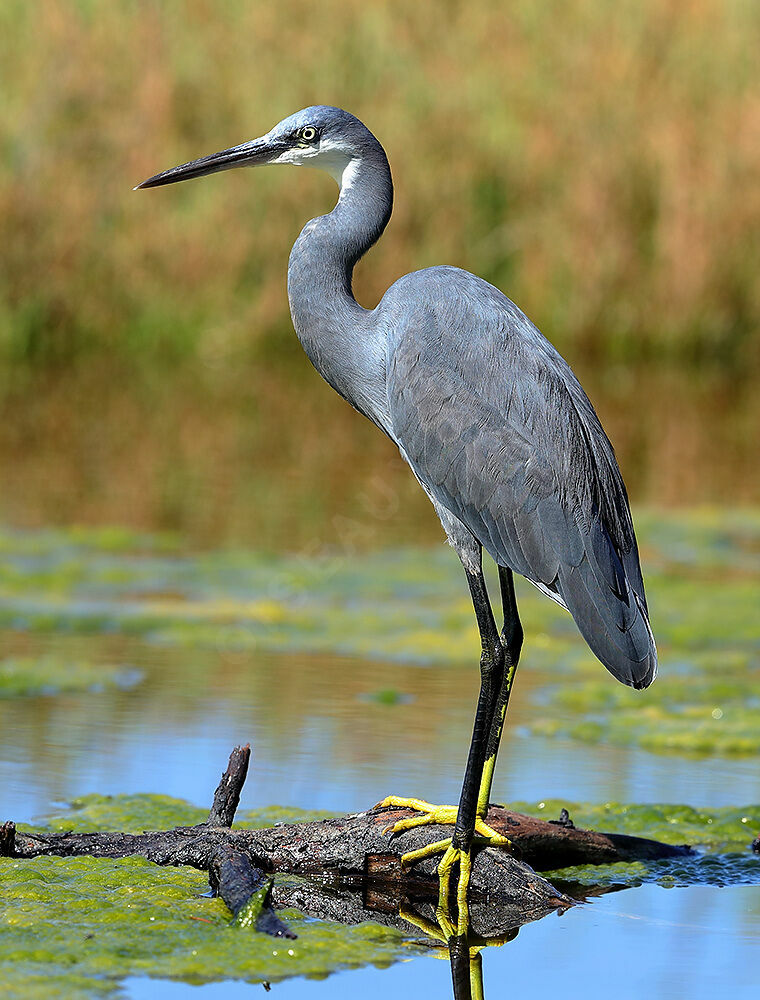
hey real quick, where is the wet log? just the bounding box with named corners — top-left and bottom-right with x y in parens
top-left (2, 745), bottom-right (694, 938)
top-left (246, 801), bottom-right (691, 882)
top-left (6, 801), bottom-right (690, 880)
top-left (7, 811), bottom-right (570, 910)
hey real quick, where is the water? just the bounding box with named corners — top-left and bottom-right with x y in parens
top-left (123, 883), bottom-right (760, 999)
top-left (2, 632), bottom-right (759, 826)
top-left (1, 521), bottom-right (759, 997)
top-left (2, 635), bottom-right (760, 997)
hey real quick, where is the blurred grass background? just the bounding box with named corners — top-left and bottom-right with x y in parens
top-left (0, 0), bottom-right (758, 548)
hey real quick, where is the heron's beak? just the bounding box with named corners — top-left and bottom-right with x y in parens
top-left (134, 136), bottom-right (282, 190)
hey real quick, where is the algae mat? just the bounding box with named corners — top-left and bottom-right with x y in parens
top-left (0, 511), bottom-right (758, 757)
top-left (2, 794), bottom-right (759, 997)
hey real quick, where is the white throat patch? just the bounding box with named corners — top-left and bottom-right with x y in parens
top-left (268, 133), bottom-right (360, 195)
top-left (336, 157), bottom-right (360, 194)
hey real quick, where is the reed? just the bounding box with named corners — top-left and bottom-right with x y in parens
top-left (1, 0), bottom-right (757, 374)
top-left (0, 1), bottom-right (757, 538)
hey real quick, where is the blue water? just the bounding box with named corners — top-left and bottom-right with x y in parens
top-left (2, 632), bottom-right (759, 998)
top-left (124, 884), bottom-right (760, 999)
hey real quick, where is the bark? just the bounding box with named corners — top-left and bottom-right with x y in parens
top-left (2, 746), bottom-right (693, 939)
top-left (207, 744), bottom-right (250, 828)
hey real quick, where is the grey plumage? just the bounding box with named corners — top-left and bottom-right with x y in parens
top-left (138, 104), bottom-right (656, 689)
top-left (382, 268), bottom-right (655, 686)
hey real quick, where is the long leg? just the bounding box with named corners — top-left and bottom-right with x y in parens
top-left (476, 565), bottom-right (523, 816)
top-left (377, 529), bottom-right (513, 934)
top-left (435, 560), bottom-right (511, 932)
top-left (380, 555), bottom-right (511, 925)
top-left (450, 564), bottom-right (505, 850)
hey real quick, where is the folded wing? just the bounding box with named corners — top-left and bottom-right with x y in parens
top-left (384, 269), bottom-right (656, 689)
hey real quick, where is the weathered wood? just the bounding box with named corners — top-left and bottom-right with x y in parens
top-left (461, 803), bottom-right (692, 869)
top-left (209, 845), bottom-right (295, 938)
top-left (207, 745), bottom-right (250, 828)
top-left (0, 821), bottom-right (14, 858)
top-left (8, 817), bottom-right (569, 908)
top-left (6, 802), bottom-right (690, 905)
top-left (2, 745), bottom-right (694, 940)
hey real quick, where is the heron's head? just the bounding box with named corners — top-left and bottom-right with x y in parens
top-left (135, 106), bottom-right (382, 191)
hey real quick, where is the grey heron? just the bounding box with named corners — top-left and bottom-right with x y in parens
top-left (137, 106), bottom-right (657, 932)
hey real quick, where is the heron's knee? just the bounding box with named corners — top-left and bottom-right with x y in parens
top-left (501, 620), bottom-right (523, 667)
top-left (480, 639), bottom-right (504, 678)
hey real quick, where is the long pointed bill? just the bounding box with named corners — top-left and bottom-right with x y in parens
top-left (135, 136), bottom-right (283, 190)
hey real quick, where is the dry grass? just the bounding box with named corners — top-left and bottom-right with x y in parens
top-left (0, 0), bottom-right (758, 541)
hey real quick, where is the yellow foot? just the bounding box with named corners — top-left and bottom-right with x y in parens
top-left (437, 842), bottom-right (473, 937)
top-left (392, 847), bottom-right (474, 939)
top-left (377, 795), bottom-right (512, 851)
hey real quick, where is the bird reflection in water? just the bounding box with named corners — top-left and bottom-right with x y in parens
top-left (399, 900), bottom-right (519, 1000)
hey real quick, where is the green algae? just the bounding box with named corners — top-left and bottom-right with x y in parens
top-left (5, 791), bottom-right (759, 997)
top-left (38, 794), bottom-right (208, 835)
top-left (361, 688), bottom-right (411, 705)
top-left (0, 855), bottom-right (412, 998)
top-left (32, 793), bottom-right (335, 836)
top-left (513, 799), bottom-right (760, 850)
top-left (0, 657), bottom-right (142, 699)
top-left (550, 852), bottom-right (760, 891)
top-left (529, 646), bottom-right (760, 756)
top-left (517, 798), bottom-right (760, 891)
top-left (232, 882), bottom-right (271, 928)
top-left (0, 512), bottom-right (758, 758)
top-left (2, 795), bottom-right (415, 997)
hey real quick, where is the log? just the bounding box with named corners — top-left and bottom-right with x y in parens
top-left (3, 746), bottom-right (694, 939)
top-left (7, 811), bottom-right (570, 909)
top-left (207, 744), bottom-right (250, 827)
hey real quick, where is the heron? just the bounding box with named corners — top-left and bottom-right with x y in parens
top-left (137, 106), bottom-right (657, 932)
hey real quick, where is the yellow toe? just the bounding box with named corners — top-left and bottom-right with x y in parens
top-left (378, 795), bottom-right (512, 855)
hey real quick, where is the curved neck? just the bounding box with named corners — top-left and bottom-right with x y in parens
top-left (285, 146), bottom-right (393, 424)
top-left (287, 149), bottom-right (393, 332)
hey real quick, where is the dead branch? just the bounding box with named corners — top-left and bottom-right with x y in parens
top-left (3, 745), bottom-right (694, 939)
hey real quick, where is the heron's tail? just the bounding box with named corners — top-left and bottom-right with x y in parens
top-left (554, 535), bottom-right (657, 690)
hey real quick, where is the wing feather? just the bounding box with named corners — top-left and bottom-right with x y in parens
top-left (383, 267), bottom-right (656, 688)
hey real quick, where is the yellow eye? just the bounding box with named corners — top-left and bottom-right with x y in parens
top-left (299, 126), bottom-right (319, 143)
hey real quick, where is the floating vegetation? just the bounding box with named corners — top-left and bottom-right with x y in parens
top-left (0, 657), bottom-right (142, 700)
top-left (515, 799), bottom-right (760, 851)
top-left (528, 638), bottom-right (760, 755)
top-left (0, 854), bottom-right (412, 998)
top-left (0, 512), bottom-right (758, 757)
top-left (32, 793), bottom-right (336, 836)
top-left (550, 852), bottom-right (760, 891)
top-left (360, 688), bottom-right (413, 706)
top-left (3, 794), bottom-right (412, 998)
top-left (520, 798), bottom-right (760, 889)
top-left (4, 793), bottom-right (759, 998)
top-left (38, 794), bottom-right (208, 835)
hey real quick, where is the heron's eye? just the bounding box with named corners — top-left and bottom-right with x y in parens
top-left (298, 126), bottom-right (319, 144)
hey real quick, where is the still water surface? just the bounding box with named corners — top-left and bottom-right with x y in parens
top-left (2, 628), bottom-right (759, 998)
top-left (1, 518), bottom-right (759, 998)
top-left (3, 632), bottom-right (759, 823)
